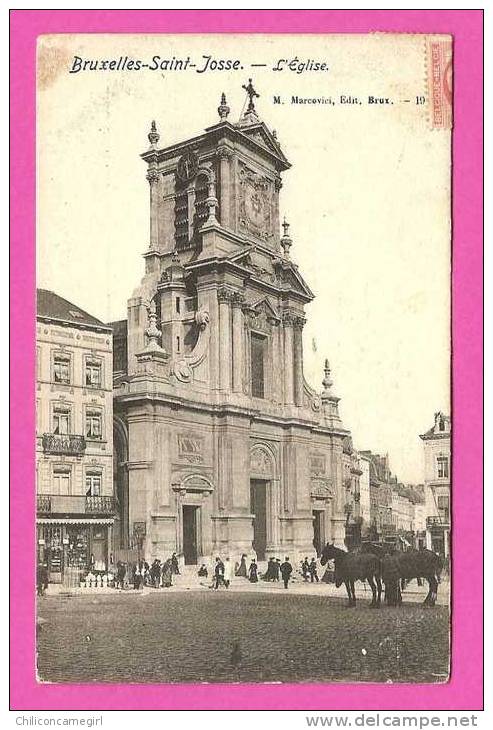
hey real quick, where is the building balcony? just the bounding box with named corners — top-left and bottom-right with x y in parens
top-left (36, 494), bottom-right (116, 516)
top-left (426, 515), bottom-right (450, 529)
top-left (42, 433), bottom-right (86, 456)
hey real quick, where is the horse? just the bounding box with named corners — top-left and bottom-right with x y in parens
top-left (320, 543), bottom-right (382, 608)
top-left (360, 542), bottom-right (442, 606)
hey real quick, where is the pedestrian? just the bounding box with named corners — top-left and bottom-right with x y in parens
top-left (223, 557), bottom-right (233, 588)
top-left (171, 552), bottom-right (180, 575)
top-left (274, 558), bottom-right (281, 581)
top-left (37, 563), bottom-right (48, 596)
top-left (161, 558), bottom-right (173, 588)
top-left (280, 557), bottom-right (293, 589)
top-left (198, 564), bottom-right (208, 578)
top-left (132, 563), bottom-right (141, 590)
top-left (309, 557), bottom-right (319, 583)
top-left (116, 560), bottom-right (126, 590)
top-left (235, 553), bottom-right (248, 578)
top-left (301, 556), bottom-right (310, 581)
top-left (214, 556), bottom-right (225, 590)
top-left (150, 559), bottom-right (161, 588)
top-left (248, 559), bottom-right (258, 583)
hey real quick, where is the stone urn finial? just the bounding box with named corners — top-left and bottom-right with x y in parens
top-left (322, 359), bottom-right (333, 396)
top-left (148, 120), bottom-right (160, 148)
top-left (218, 92), bottom-right (230, 120)
top-left (280, 217), bottom-right (293, 258)
top-left (145, 300), bottom-right (162, 348)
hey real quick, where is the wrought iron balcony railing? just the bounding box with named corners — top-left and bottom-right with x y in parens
top-left (37, 495), bottom-right (51, 513)
top-left (85, 496), bottom-right (116, 514)
top-left (42, 433), bottom-right (86, 456)
top-left (36, 494), bottom-right (116, 516)
top-left (426, 515), bottom-right (449, 528)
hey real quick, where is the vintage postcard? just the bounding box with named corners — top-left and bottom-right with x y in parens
top-left (9, 11), bottom-right (484, 713)
top-left (34, 32), bottom-right (452, 685)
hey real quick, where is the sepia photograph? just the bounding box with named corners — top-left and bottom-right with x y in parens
top-left (33, 32), bottom-right (453, 686)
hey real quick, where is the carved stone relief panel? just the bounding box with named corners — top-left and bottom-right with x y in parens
top-left (310, 452), bottom-right (326, 477)
top-left (177, 432), bottom-right (204, 464)
top-left (250, 444), bottom-right (275, 478)
top-left (238, 162), bottom-right (273, 241)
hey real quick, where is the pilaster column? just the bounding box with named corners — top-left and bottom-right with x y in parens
top-left (231, 292), bottom-right (245, 392)
top-left (218, 287), bottom-right (232, 392)
top-left (217, 146), bottom-right (232, 228)
top-left (282, 312), bottom-right (295, 405)
top-left (147, 167), bottom-right (160, 250)
top-left (293, 316), bottom-right (305, 406)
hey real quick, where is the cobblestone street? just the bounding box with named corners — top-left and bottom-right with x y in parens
top-left (37, 586), bottom-right (450, 684)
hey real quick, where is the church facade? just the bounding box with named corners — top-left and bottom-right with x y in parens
top-left (112, 85), bottom-right (357, 565)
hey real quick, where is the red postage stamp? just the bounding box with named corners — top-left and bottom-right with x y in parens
top-left (426, 36), bottom-right (453, 129)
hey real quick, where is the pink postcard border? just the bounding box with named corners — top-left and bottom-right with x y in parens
top-left (10, 10), bottom-right (483, 711)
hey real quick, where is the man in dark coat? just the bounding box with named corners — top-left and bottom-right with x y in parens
top-left (280, 557), bottom-right (293, 589)
top-left (273, 558), bottom-right (281, 581)
top-left (214, 556), bottom-right (225, 590)
top-left (171, 552), bottom-right (180, 575)
top-left (37, 563), bottom-right (48, 596)
top-left (309, 557), bottom-right (319, 583)
top-left (301, 557), bottom-right (310, 581)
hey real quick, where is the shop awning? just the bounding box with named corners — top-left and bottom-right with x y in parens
top-left (36, 518), bottom-right (114, 525)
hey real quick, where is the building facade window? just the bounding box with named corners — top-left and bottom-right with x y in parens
top-left (85, 409), bottom-right (103, 440)
top-left (52, 404), bottom-right (71, 434)
top-left (437, 455), bottom-right (449, 479)
top-left (85, 472), bottom-right (102, 496)
top-left (85, 358), bottom-right (102, 388)
top-left (250, 332), bottom-right (266, 399)
top-left (53, 353), bottom-right (71, 384)
top-left (53, 467), bottom-right (71, 495)
top-left (437, 495), bottom-right (450, 523)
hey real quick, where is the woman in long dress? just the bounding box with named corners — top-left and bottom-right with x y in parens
top-left (235, 553), bottom-right (247, 578)
top-left (161, 558), bottom-right (173, 588)
top-left (248, 559), bottom-right (258, 583)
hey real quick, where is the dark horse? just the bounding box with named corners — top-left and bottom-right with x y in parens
top-left (320, 543), bottom-right (382, 608)
top-left (361, 542), bottom-right (442, 606)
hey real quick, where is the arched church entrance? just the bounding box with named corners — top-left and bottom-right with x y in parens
top-left (113, 417), bottom-right (129, 549)
top-left (250, 444), bottom-right (278, 561)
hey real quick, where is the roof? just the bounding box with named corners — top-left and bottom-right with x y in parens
top-left (37, 289), bottom-right (111, 331)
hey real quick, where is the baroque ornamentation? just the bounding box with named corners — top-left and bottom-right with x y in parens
top-left (194, 309), bottom-right (210, 329)
top-left (310, 478), bottom-right (335, 500)
top-left (250, 445), bottom-right (274, 477)
top-left (238, 162), bottom-right (272, 240)
top-left (177, 433), bottom-right (204, 464)
top-left (217, 287), bottom-right (234, 303)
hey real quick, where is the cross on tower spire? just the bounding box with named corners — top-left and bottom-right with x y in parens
top-left (242, 78), bottom-right (260, 113)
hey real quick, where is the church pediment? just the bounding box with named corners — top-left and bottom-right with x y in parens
top-left (274, 260), bottom-right (314, 300)
top-left (237, 122), bottom-right (290, 168)
top-left (249, 296), bottom-right (280, 321)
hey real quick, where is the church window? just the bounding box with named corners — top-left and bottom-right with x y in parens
top-left (193, 174), bottom-right (209, 239)
top-left (174, 188), bottom-right (189, 249)
top-left (176, 336), bottom-right (181, 353)
top-left (176, 297), bottom-right (181, 314)
top-left (250, 333), bottom-right (266, 399)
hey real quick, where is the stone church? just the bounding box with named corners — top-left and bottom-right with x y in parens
top-left (112, 83), bottom-right (358, 566)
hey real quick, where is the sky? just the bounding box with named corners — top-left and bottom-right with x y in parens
top-left (37, 33), bottom-right (451, 482)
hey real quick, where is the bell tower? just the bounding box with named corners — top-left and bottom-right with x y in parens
top-left (115, 82), bottom-right (350, 564)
